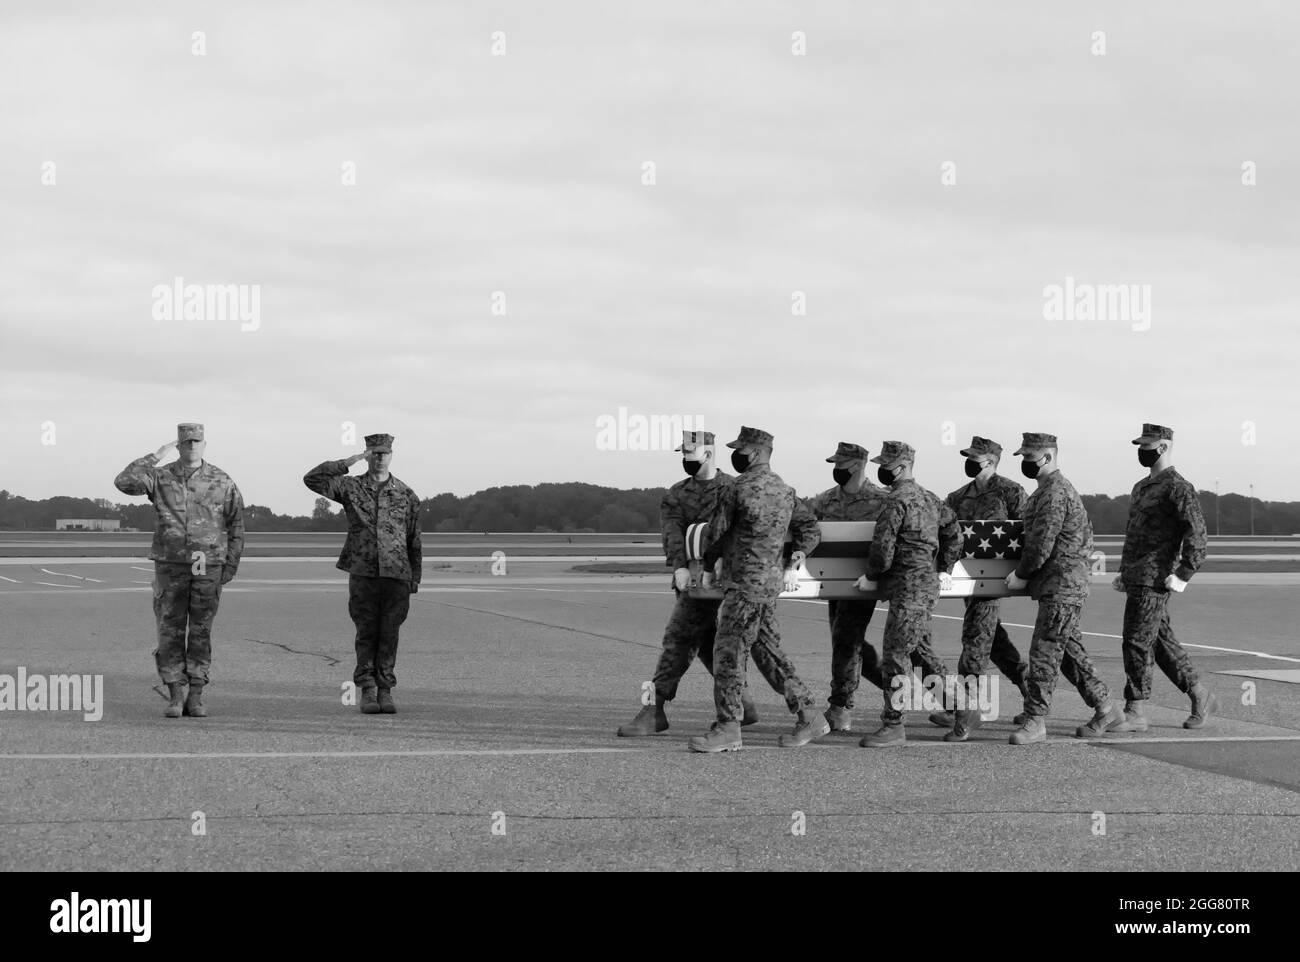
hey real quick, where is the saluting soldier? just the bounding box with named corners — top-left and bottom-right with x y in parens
top-left (807, 441), bottom-right (949, 733)
top-left (1004, 433), bottom-right (1121, 744)
top-left (1109, 424), bottom-right (1215, 731)
top-left (114, 423), bottom-right (244, 718)
top-left (940, 436), bottom-right (1032, 741)
top-left (689, 426), bottom-right (828, 752)
top-left (617, 430), bottom-right (757, 736)
top-left (304, 434), bottom-right (422, 715)
top-left (857, 441), bottom-right (961, 747)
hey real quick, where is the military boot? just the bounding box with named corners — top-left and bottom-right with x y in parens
top-left (778, 708), bottom-right (830, 747)
top-left (688, 721), bottom-right (742, 753)
top-left (359, 686), bottom-right (381, 714)
top-left (740, 691), bottom-right (759, 727)
top-left (164, 682), bottom-right (185, 719)
top-left (943, 710), bottom-right (982, 742)
top-left (1108, 699), bottom-right (1149, 732)
top-left (1009, 715), bottom-right (1046, 745)
top-left (860, 723), bottom-right (905, 748)
top-left (617, 703), bottom-right (668, 737)
top-left (1075, 701), bottom-right (1123, 738)
top-left (378, 690), bottom-right (396, 714)
top-left (928, 710), bottom-right (955, 728)
top-left (824, 705), bottom-right (853, 732)
top-left (183, 683), bottom-right (207, 718)
top-left (1184, 683), bottom-right (1217, 729)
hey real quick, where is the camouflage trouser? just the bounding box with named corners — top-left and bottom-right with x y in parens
top-left (1024, 600), bottom-right (1111, 717)
top-left (956, 598), bottom-right (1029, 690)
top-left (153, 561), bottom-right (224, 686)
top-left (713, 589), bottom-right (814, 724)
top-left (652, 592), bottom-right (755, 702)
top-left (878, 600), bottom-right (940, 725)
top-left (1122, 585), bottom-right (1200, 701)
top-left (827, 600), bottom-right (946, 708)
top-left (348, 574), bottom-right (411, 690)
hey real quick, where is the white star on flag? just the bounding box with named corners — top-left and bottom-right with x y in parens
top-left (962, 525), bottom-right (975, 537)
top-left (1008, 538), bottom-right (1020, 549)
top-left (979, 539), bottom-right (991, 550)
top-left (992, 525), bottom-right (1005, 537)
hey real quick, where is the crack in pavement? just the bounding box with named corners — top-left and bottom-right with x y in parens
top-left (245, 638), bottom-right (342, 668)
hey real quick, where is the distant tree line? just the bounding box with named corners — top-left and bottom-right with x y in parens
top-left (1, 486), bottom-right (1296, 536)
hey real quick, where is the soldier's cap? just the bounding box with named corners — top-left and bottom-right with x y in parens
top-left (674, 429), bottom-right (715, 452)
top-left (1012, 432), bottom-right (1058, 455)
top-left (959, 436), bottom-right (1002, 459)
top-left (826, 441), bottom-right (868, 464)
top-left (725, 425), bottom-right (774, 449)
top-left (1131, 423), bottom-right (1174, 445)
top-left (364, 433), bottom-right (395, 452)
top-left (177, 423), bottom-right (204, 443)
top-left (870, 441), bottom-right (915, 465)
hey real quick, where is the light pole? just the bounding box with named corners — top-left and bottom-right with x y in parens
top-left (1250, 483), bottom-right (1255, 536)
top-left (1214, 478), bottom-right (1220, 536)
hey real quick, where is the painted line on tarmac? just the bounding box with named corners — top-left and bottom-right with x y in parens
top-left (0, 748), bottom-right (639, 761)
top-left (31, 581), bottom-right (79, 588)
top-left (0, 575), bottom-right (20, 583)
top-left (39, 568), bottom-right (102, 582)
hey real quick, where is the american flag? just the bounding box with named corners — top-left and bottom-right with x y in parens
top-left (959, 520), bottom-right (1025, 560)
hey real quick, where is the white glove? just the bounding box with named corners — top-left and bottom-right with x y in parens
top-left (1165, 573), bottom-right (1188, 593)
top-left (673, 567), bottom-right (691, 591)
top-left (1005, 572), bottom-right (1028, 591)
top-left (1112, 575), bottom-right (1125, 592)
top-left (789, 550), bottom-right (807, 570)
top-left (938, 572), bottom-right (954, 593)
top-left (782, 568), bottom-right (801, 592)
top-left (713, 558), bottom-right (723, 579)
top-left (855, 575), bottom-right (878, 592)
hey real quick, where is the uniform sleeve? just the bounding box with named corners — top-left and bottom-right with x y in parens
top-left (407, 490), bottom-right (424, 585)
top-left (945, 490), bottom-right (961, 518)
top-left (1004, 481), bottom-right (1027, 521)
top-left (701, 482), bottom-right (737, 568)
top-left (936, 500), bottom-right (961, 574)
top-left (788, 492), bottom-right (821, 557)
top-left (807, 490), bottom-right (826, 521)
top-left (1015, 487), bottom-right (1064, 580)
top-left (114, 454), bottom-right (159, 498)
top-left (224, 483), bottom-right (245, 574)
top-left (1172, 481), bottom-right (1208, 581)
top-left (866, 497), bottom-right (903, 579)
top-left (304, 460), bottom-right (350, 502)
top-left (660, 486), bottom-right (687, 570)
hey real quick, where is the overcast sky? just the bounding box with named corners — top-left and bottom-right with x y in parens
top-left (3, 0), bottom-right (1297, 514)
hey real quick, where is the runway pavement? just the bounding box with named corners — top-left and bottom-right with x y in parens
top-left (0, 551), bottom-right (1297, 871)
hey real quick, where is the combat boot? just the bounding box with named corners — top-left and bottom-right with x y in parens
top-left (779, 708), bottom-right (830, 747)
top-left (1108, 699), bottom-right (1149, 732)
top-left (164, 682), bottom-right (185, 719)
top-left (183, 683), bottom-right (207, 718)
top-left (378, 690), bottom-right (396, 714)
top-left (928, 710), bottom-right (955, 728)
top-left (688, 722), bottom-right (742, 753)
top-left (1013, 710), bottom-right (1029, 726)
top-left (1184, 683), bottom-right (1217, 729)
top-left (1009, 715), bottom-right (1046, 745)
top-left (1075, 701), bottom-right (1122, 738)
top-left (860, 723), bottom-right (905, 748)
top-left (617, 703), bottom-right (668, 737)
top-left (942, 710), bottom-right (982, 742)
top-left (359, 687), bottom-right (381, 714)
top-left (741, 692), bottom-right (759, 727)
top-left (824, 705), bottom-right (852, 732)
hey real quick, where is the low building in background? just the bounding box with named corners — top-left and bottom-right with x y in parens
top-left (55, 519), bottom-right (121, 531)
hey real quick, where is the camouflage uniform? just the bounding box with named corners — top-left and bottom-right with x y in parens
top-left (807, 478), bottom-right (944, 707)
top-left (865, 452), bottom-right (960, 726)
top-left (704, 459), bottom-right (820, 725)
top-left (115, 450), bottom-right (244, 687)
top-left (1119, 465), bottom-right (1207, 700)
top-left (946, 465), bottom-right (1030, 689)
top-left (1013, 456), bottom-right (1111, 717)
top-left (652, 468), bottom-right (734, 700)
top-left (304, 449), bottom-right (422, 691)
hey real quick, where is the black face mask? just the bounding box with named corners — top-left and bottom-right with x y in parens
top-left (832, 467), bottom-right (852, 487)
top-left (682, 459), bottom-right (703, 477)
top-left (1021, 457), bottom-right (1044, 479)
top-left (964, 458), bottom-right (983, 478)
top-left (730, 451), bottom-right (751, 473)
top-left (877, 466), bottom-right (897, 486)
top-left (1137, 446), bottom-right (1161, 468)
